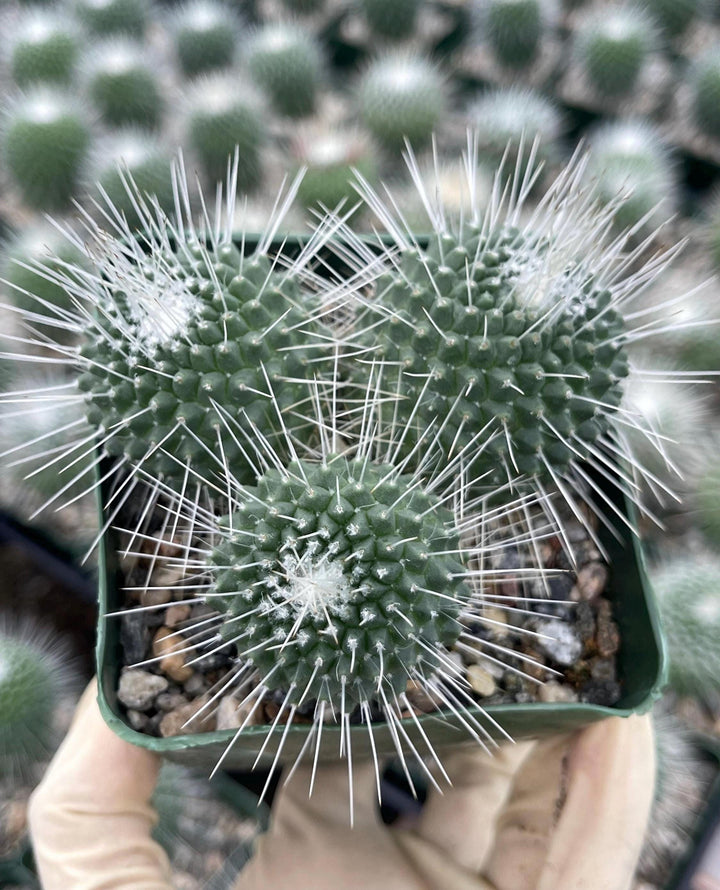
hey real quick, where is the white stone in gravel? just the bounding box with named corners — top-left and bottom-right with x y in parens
top-left (538, 681), bottom-right (579, 703)
top-left (536, 619), bottom-right (583, 666)
top-left (467, 664), bottom-right (496, 697)
top-left (216, 695), bottom-right (243, 730)
top-left (118, 669), bottom-right (169, 710)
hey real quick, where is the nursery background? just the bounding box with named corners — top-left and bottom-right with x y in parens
top-left (2, 0), bottom-right (720, 887)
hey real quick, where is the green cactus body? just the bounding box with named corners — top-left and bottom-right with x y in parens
top-left (295, 130), bottom-right (376, 212)
top-left (247, 25), bottom-right (322, 118)
top-left (468, 87), bottom-right (562, 176)
top-left (1, 223), bottom-right (87, 330)
top-left (484, 0), bottom-right (549, 69)
top-left (3, 89), bottom-right (90, 210)
top-left (652, 558), bottom-right (720, 701)
top-left (353, 225), bottom-right (627, 486)
top-left (0, 631), bottom-right (58, 773)
top-left (576, 6), bottom-right (654, 99)
top-left (696, 461), bottom-right (720, 546)
top-left (76, 241), bottom-right (332, 483)
top-left (647, 0), bottom-right (697, 39)
top-left (361, 0), bottom-right (420, 40)
top-left (173, 0), bottom-right (238, 78)
top-left (280, 0), bottom-right (325, 12)
top-left (10, 12), bottom-right (78, 88)
top-left (86, 41), bottom-right (164, 130)
top-left (691, 49), bottom-right (720, 139)
top-left (184, 75), bottom-right (265, 190)
top-left (358, 54), bottom-right (446, 152)
top-left (75, 0), bottom-right (147, 37)
top-left (586, 121), bottom-right (675, 233)
top-left (87, 132), bottom-right (175, 229)
top-left (206, 457), bottom-right (466, 706)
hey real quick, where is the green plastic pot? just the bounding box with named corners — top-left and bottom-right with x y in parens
top-left (96, 486), bottom-right (666, 771)
top-left (93, 234), bottom-right (667, 770)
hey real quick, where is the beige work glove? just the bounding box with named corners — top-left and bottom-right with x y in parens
top-left (29, 680), bottom-right (656, 890)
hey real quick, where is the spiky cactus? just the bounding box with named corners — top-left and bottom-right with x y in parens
top-left (0, 619), bottom-right (74, 779)
top-left (294, 128), bottom-right (376, 213)
top-left (467, 86), bottom-right (562, 175)
top-left (695, 456), bottom-right (720, 547)
top-left (480, 0), bottom-right (557, 70)
top-left (246, 24), bottom-right (323, 118)
top-left (361, 0), bottom-right (421, 40)
top-left (85, 131), bottom-right (175, 228)
top-left (358, 53), bottom-right (446, 152)
top-left (84, 40), bottom-right (164, 130)
top-left (207, 457), bottom-right (466, 706)
top-left (646, 0), bottom-right (697, 39)
top-left (74, 0), bottom-right (147, 37)
top-left (182, 74), bottom-right (265, 191)
top-left (18, 163), bottom-right (340, 486)
top-left (171, 0), bottom-right (240, 78)
top-left (621, 360), bottom-right (707, 507)
top-left (586, 120), bottom-right (675, 233)
top-left (2, 89), bottom-right (91, 210)
top-left (9, 9), bottom-right (79, 88)
top-left (280, 0), bottom-right (326, 11)
top-left (1, 222), bottom-right (87, 324)
top-left (575, 4), bottom-right (655, 99)
top-left (347, 147), bottom-right (686, 507)
top-left (651, 556), bottom-right (720, 702)
top-left (690, 47), bottom-right (720, 140)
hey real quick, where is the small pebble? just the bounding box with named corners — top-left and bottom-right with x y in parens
top-left (579, 680), bottom-right (621, 706)
top-left (596, 599), bottom-right (620, 658)
top-left (538, 681), bottom-right (579, 703)
top-left (126, 708), bottom-right (151, 731)
top-left (140, 587), bottom-right (172, 607)
top-left (184, 673), bottom-right (210, 696)
top-left (405, 679), bottom-right (442, 712)
top-left (121, 612), bottom-right (151, 665)
top-left (575, 562), bottom-right (608, 601)
top-left (590, 657), bottom-right (617, 683)
top-left (574, 601), bottom-right (596, 644)
top-left (536, 619), bottom-right (583, 667)
top-left (117, 668), bottom-right (168, 711)
top-left (156, 692), bottom-right (190, 712)
top-left (216, 695), bottom-right (244, 730)
top-left (153, 627), bottom-right (195, 684)
top-left (166, 603), bottom-right (192, 627)
top-left (467, 664), bottom-right (497, 697)
top-left (153, 565), bottom-right (188, 591)
top-left (159, 696), bottom-right (216, 737)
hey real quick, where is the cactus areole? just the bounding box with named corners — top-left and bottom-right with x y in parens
top-left (359, 225), bottom-right (629, 486)
top-left (207, 459), bottom-right (468, 706)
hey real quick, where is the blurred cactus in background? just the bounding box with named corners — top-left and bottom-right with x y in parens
top-left (9, 9), bottom-right (79, 88)
top-left (247, 23), bottom-right (323, 118)
top-left (171, 0), bottom-right (241, 79)
top-left (84, 40), bottom-right (164, 130)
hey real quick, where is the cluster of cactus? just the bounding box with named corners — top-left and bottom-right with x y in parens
top-left (479, 0), bottom-right (557, 70)
top-left (1, 144), bottom-right (692, 791)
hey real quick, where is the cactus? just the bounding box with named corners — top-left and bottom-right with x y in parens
top-left (294, 128), bottom-right (376, 213)
top-left (182, 74), bottom-right (265, 191)
top-left (586, 120), bottom-right (676, 233)
top-left (646, 0), bottom-right (697, 39)
top-left (0, 370), bottom-right (97, 509)
top-left (280, 0), bottom-right (325, 11)
top-left (85, 40), bottom-right (164, 130)
top-left (207, 457), bottom-right (467, 708)
top-left (0, 619), bottom-right (74, 778)
top-left (12, 160), bottom-right (345, 488)
top-left (575, 5), bottom-right (655, 99)
top-left (690, 47), bottom-right (720, 140)
top-left (705, 189), bottom-right (720, 272)
top-left (74, 0), bottom-right (147, 38)
top-left (651, 556), bottom-right (720, 702)
top-left (246, 24), bottom-right (323, 118)
top-left (358, 53), bottom-right (446, 152)
top-left (9, 9), bottom-right (79, 88)
top-left (361, 0), bottom-right (421, 40)
top-left (85, 131), bottom-right (175, 228)
top-left (2, 88), bottom-right (91, 210)
top-left (695, 456), bottom-right (720, 547)
top-left (349, 144), bottom-right (684, 511)
top-left (171, 0), bottom-right (240, 79)
top-left (467, 87), bottom-right (562, 176)
top-left (1, 222), bottom-right (87, 329)
top-left (621, 360), bottom-right (707, 508)
top-left (480, 0), bottom-right (557, 70)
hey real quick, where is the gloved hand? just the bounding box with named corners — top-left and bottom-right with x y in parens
top-left (29, 680), bottom-right (655, 890)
